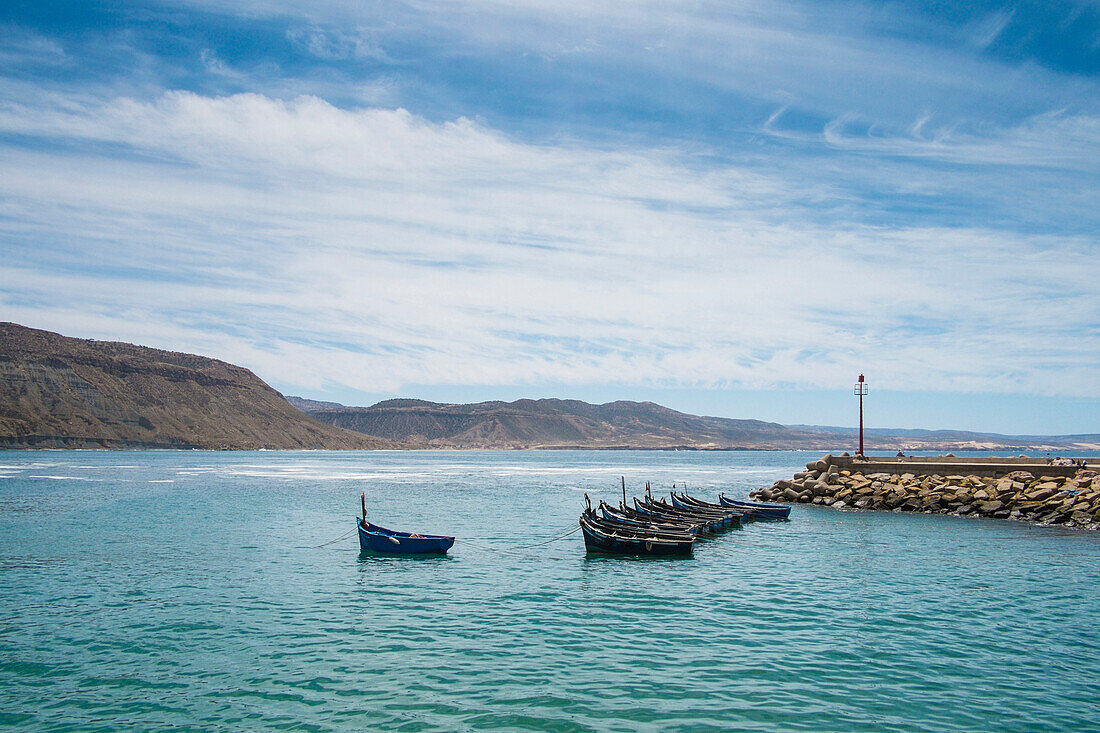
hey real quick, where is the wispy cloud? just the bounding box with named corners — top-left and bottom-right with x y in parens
top-left (0, 0), bottom-right (1097, 430)
top-left (0, 26), bottom-right (68, 68)
top-left (0, 90), bottom-right (1096, 400)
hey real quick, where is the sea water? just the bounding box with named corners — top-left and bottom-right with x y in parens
top-left (1, 450), bottom-right (1099, 732)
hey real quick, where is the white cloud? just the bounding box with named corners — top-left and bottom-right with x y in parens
top-left (0, 90), bottom-right (1098, 401)
top-left (967, 9), bottom-right (1014, 50)
top-left (0, 26), bottom-right (68, 68)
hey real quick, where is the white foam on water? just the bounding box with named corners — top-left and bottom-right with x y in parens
top-left (227, 469), bottom-right (439, 481)
top-left (148, 480), bottom-right (175, 483)
top-left (75, 465), bottom-right (141, 470)
top-left (27, 475), bottom-right (103, 481)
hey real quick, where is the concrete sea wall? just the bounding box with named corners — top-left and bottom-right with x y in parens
top-left (752, 455), bottom-right (1100, 530)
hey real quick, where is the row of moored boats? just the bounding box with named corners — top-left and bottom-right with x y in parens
top-left (580, 485), bottom-right (791, 556)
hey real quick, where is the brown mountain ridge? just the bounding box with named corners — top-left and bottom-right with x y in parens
top-left (2, 322), bottom-right (1094, 452)
top-left (291, 396), bottom-right (823, 449)
top-left (0, 323), bottom-right (389, 449)
top-left (290, 396), bottom-right (1100, 452)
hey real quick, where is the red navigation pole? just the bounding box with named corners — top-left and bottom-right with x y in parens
top-left (854, 374), bottom-right (868, 456)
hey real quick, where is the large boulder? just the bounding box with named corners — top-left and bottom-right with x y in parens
top-left (977, 500), bottom-right (1004, 514)
top-left (1026, 487), bottom-right (1059, 502)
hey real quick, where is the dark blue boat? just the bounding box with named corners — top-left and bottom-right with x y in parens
top-left (579, 511), bottom-right (694, 556)
top-left (356, 493), bottom-right (454, 555)
top-left (357, 518), bottom-right (455, 555)
top-left (632, 497), bottom-right (728, 532)
top-left (670, 492), bottom-right (755, 521)
top-left (597, 501), bottom-right (704, 536)
top-left (718, 494), bottom-right (792, 520)
top-left (636, 496), bottom-right (742, 529)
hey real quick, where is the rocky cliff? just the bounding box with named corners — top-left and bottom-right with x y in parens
top-left (0, 323), bottom-right (390, 449)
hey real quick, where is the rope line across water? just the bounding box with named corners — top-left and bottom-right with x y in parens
top-left (312, 520), bottom-right (581, 554)
top-left (309, 526), bottom-right (358, 548)
top-left (455, 524), bottom-right (581, 557)
top-left (512, 524), bottom-right (581, 549)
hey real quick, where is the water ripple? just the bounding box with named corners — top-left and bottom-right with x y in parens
top-left (2, 450), bottom-right (1100, 731)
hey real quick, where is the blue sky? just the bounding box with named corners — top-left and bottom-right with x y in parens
top-left (1, 0), bottom-right (1098, 434)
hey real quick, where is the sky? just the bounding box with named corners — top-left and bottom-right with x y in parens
top-left (1, 0), bottom-right (1098, 434)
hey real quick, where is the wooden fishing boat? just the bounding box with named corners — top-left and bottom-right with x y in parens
top-left (357, 518), bottom-right (455, 555)
top-left (629, 498), bottom-right (724, 532)
top-left (671, 491), bottom-right (757, 520)
top-left (607, 503), bottom-right (712, 534)
top-left (356, 494), bottom-right (454, 555)
top-left (648, 494), bottom-right (742, 521)
top-left (636, 497), bottom-right (742, 529)
top-left (592, 504), bottom-right (700, 540)
top-left (579, 511), bottom-right (694, 556)
top-left (718, 494), bottom-right (792, 520)
top-left (598, 501), bottom-right (706, 536)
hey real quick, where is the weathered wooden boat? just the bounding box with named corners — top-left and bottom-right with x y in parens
top-left (586, 513), bottom-right (695, 544)
top-left (598, 499), bottom-right (708, 534)
top-left (636, 497), bottom-right (742, 529)
top-left (579, 511), bottom-right (694, 556)
top-left (670, 490), bottom-right (743, 514)
top-left (671, 491), bottom-right (757, 520)
top-left (598, 501), bottom-right (706, 536)
top-left (630, 498), bottom-right (727, 533)
top-left (357, 518), bottom-right (455, 555)
top-left (594, 502), bottom-right (702, 539)
top-left (654, 495), bottom-right (745, 526)
top-left (718, 494), bottom-right (792, 520)
top-left (356, 494), bottom-right (454, 555)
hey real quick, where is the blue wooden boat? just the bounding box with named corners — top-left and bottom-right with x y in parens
top-left (670, 492), bottom-right (754, 521)
top-left (632, 497), bottom-right (727, 532)
top-left (356, 493), bottom-right (453, 555)
top-left (598, 501), bottom-right (705, 536)
top-left (718, 494), bottom-right (792, 520)
top-left (596, 502), bottom-right (703, 537)
top-left (357, 518), bottom-right (455, 555)
top-left (637, 496), bottom-right (742, 529)
top-left (579, 511), bottom-right (693, 556)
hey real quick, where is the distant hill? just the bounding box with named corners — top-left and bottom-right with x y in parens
top-left (788, 425), bottom-right (1100, 451)
top-left (0, 323), bottom-right (391, 449)
top-left (299, 397), bottom-right (834, 449)
top-left (4, 321), bottom-right (1094, 452)
top-left (285, 395), bottom-right (346, 412)
top-left (297, 398), bottom-right (1100, 452)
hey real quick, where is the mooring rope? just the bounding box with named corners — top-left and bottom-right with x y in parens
top-left (453, 539), bottom-right (530, 557)
top-left (511, 524), bottom-right (581, 549)
top-left (309, 525), bottom-right (358, 548)
top-left (310, 520), bottom-right (581, 554)
top-left (455, 524), bottom-right (581, 557)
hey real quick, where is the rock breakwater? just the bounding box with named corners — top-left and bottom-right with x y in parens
top-left (751, 455), bottom-right (1100, 530)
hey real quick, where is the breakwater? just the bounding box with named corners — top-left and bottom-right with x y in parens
top-left (751, 454), bottom-right (1100, 530)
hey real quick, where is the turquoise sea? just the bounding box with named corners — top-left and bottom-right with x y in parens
top-left (2, 450), bottom-right (1099, 732)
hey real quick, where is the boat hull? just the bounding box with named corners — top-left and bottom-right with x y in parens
top-left (670, 492), bottom-right (753, 521)
top-left (635, 497), bottom-right (741, 530)
top-left (718, 495), bottom-right (791, 520)
top-left (579, 514), bottom-right (693, 556)
top-left (357, 519), bottom-right (455, 555)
